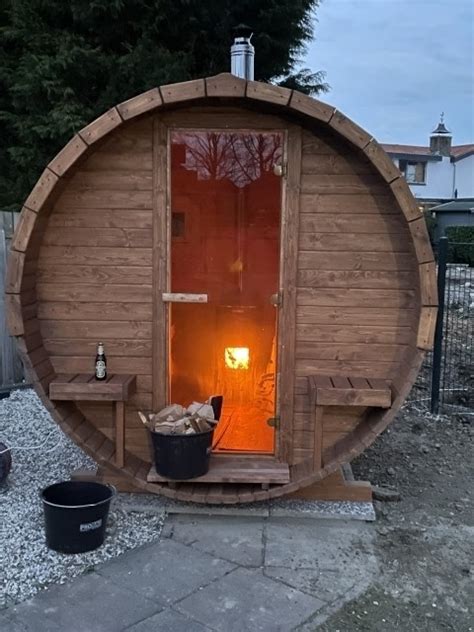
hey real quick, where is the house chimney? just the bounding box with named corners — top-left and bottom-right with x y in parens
top-left (231, 25), bottom-right (254, 80)
top-left (430, 112), bottom-right (452, 157)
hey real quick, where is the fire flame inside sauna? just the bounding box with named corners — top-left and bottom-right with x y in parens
top-left (169, 130), bottom-right (282, 453)
top-left (225, 347), bottom-right (250, 370)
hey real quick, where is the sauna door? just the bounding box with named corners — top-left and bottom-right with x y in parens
top-left (167, 129), bottom-right (284, 454)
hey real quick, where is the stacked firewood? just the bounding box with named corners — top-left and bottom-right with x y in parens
top-left (138, 402), bottom-right (216, 435)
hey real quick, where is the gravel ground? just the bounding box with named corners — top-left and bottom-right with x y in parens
top-left (0, 389), bottom-right (165, 609)
top-left (316, 401), bottom-right (474, 631)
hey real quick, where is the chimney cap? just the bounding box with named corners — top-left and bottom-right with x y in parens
top-left (233, 24), bottom-right (253, 40)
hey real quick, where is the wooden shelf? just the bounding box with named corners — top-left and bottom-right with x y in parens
top-left (49, 373), bottom-right (136, 468)
top-left (147, 454), bottom-right (290, 485)
top-left (309, 375), bottom-right (392, 408)
top-left (49, 373), bottom-right (136, 402)
top-left (308, 374), bottom-right (392, 471)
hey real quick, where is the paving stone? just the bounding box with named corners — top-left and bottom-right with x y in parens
top-left (167, 514), bottom-right (264, 566)
top-left (126, 607), bottom-right (213, 632)
top-left (0, 611), bottom-right (29, 632)
top-left (264, 565), bottom-right (377, 605)
top-left (97, 537), bottom-right (235, 604)
top-left (5, 572), bottom-right (161, 632)
top-left (263, 566), bottom-right (323, 599)
top-left (176, 567), bottom-right (325, 632)
top-left (265, 518), bottom-right (374, 571)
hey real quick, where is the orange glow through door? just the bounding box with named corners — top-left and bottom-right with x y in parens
top-left (169, 130), bottom-right (283, 453)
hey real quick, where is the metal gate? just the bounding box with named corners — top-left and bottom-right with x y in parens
top-left (431, 237), bottom-right (473, 414)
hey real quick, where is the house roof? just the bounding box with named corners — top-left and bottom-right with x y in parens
top-left (382, 144), bottom-right (431, 155)
top-left (381, 143), bottom-right (474, 162)
top-left (430, 198), bottom-right (474, 213)
top-left (450, 144), bottom-right (474, 160)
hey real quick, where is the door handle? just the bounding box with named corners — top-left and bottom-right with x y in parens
top-left (162, 293), bottom-right (208, 303)
top-left (270, 292), bottom-right (282, 306)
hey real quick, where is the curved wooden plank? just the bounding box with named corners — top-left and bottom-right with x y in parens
top-left (79, 107), bottom-right (123, 145)
top-left (5, 250), bottom-right (25, 294)
top-left (117, 88), bottom-right (163, 120)
top-left (23, 168), bottom-right (58, 213)
top-left (48, 135), bottom-right (89, 177)
top-left (419, 261), bottom-right (438, 306)
top-left (5, 294), bottom-right (24, 336)
top-left (410, 217), bottom-right (435, 264)
top-left (389, 177), bottom-right (423, 222)
top-left (417, 306), bottom-right (437, 350)
top-left (329, 110), bottom-right (372, 149)
top-left (160, 79), bottom-right (206, 104)
top-left (289, 91), bottom-right (334, 123)
top-left (205, 73), bottom-right (246, 98)
top-left (246, 80), bottom-right (292, 107)
top-left (10, 208), bottom-right (38, 253)
top-left (363, 140), bottom-right (401, 183)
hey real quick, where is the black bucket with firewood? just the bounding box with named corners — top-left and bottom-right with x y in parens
top-left (139, 398), bottom-right (222, 480)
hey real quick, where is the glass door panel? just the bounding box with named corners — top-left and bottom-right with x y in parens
top-left (169, 130), bottom-right (283, 453)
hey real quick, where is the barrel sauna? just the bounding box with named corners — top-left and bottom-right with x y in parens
top-left (6, 73), bottom-right (437, 503)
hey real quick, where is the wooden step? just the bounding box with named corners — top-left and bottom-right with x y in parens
top-left (147, 454), bottom-right (290, 484)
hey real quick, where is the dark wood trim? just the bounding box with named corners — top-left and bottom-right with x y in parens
top-left (152, 119), bottom-right (169, 411)
top-left (278, 125), bottom-right (302, 464)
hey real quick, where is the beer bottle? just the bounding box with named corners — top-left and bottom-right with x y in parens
top-left (95, 342), bottom-right (107, 381)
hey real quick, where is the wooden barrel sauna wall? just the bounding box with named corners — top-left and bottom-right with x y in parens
top-left (5, 73), bottom-right (437, 503)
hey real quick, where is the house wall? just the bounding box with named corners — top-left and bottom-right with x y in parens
top-left (420, 158), bottom-right (455, 199)
top-left (455, 155), bottom-right (474, 198)
top-left (391, 154), bottom-right (474, 201)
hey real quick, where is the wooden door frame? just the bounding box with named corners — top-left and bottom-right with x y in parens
top-left (276, 125), bottom-right (301, 463)
top-left (152, 115), bottom-right (301, 463)
top-left (152, 119), bottom-right (169, 412)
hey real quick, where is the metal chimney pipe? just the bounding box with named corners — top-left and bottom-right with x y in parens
top-left (230, 26), bottom-right (254, 80)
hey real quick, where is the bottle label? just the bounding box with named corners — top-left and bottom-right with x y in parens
top-left (96, 361), bottom-right (106, 379)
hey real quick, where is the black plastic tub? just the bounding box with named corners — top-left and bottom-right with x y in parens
top-left (150, 427), bottom-right (215, 480)
top-left (41, 481), bottom-right (115, 554)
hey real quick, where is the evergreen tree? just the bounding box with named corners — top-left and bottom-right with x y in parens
top-left (0, 0), bottom-right (328, 210)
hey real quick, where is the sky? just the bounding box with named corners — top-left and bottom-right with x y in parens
top-left (305, 0), bottom-right (474, 145)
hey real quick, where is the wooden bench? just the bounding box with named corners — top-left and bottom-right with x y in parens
top-left (49, 374), bottom-right (137, 468)
top-left (308, 375), bottom-right (392, 469)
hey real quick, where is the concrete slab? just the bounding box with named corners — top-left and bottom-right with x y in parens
top-left (264, 518), bottom-right (376, 572)
top-left (97, 537), bottom-right (235, 604)
top-left (270, 500), bottom-right (376, 522)
top-left (0, 513), bottom-right (381, 632)
top-left (126, 607), bottom-right (213, 632)
top-left (0, 612), bottom-right (29, 632)
top-left (175, 567), bottom-right (325, 632)
top-left (119, 493), bottom-right (375, 521)
top-left (120, 497), bottom-right (270, 518)
top-left (4, 572), bottom-right (161, 632)
top-left (264, 565), bottom-right (377, 606)
top-left (166, 514), bottom-right (264, 566)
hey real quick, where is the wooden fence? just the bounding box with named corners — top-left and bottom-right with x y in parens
top-left (0, 211), bottom-right (24, 389)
